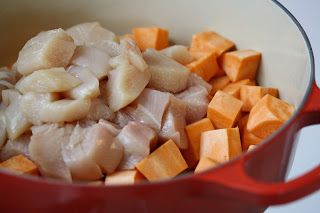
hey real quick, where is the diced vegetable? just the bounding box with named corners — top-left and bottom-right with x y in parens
top-left (222, 78), bottom-right (255, 99)
top-left (238, 115), bottom-right (263, 151)
top-left (105, 170), bottom-right (145, 185)
top-left (247, 95), bottom-right (294, 138)
top-left (221, 50), bottom-right (261, 82)
top-left (200, 128), bottom-right (242, 163)
top-left (182, 118), bottom-right (214, 168)
top-left (207, 90), bottom-right (243, 129)
top-left (209, 76), bottom-right (230, 96)
top-left (240, 85), bottom-right (278, 112)
top-left (0, 154), bottom-right (38, 175)
top-left (133, 27), bottom-right (169, 51)
top-left (136, 139), bottom-right (188, 181)
top-left (189, 31), bottom-right (235, 56)
top-left (194, 157), bottom-right (218, 173)
top-left (186, 52), bottom-right (219, 81)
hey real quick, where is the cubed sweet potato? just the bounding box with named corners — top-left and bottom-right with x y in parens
top-left (200, 128), bottom-right (242, 163)
top-left (209, 76), bottom-right (230, 96)
top-left (186, 52), bottom-right (219, 81)
top-left (222, 79), bottom-right (255, 99)
top-left (194, 157), bottom-right (218, 173)
top-left (240, 85), bottom-right (278, 112)
top-left (133, 27), bottom-right (169, 51)
top-left (0, 155), bottom-right (38, 175)
top-left (190, 31), bottom-right (235, 56)
top-left (238, 114), bottom-right (263, 151)
top-left (247, 95), bottom-right (294, 138)
top-left (220, 50), bottom-right (261, 82)
top-left (105, 170), bottom-right (145, 185)
top-left (207, 90), bottom-right (243, 129)
top-left (182, 118), bottom-right (214, 168)
top-left (136, 139), bottom-right (188, 181)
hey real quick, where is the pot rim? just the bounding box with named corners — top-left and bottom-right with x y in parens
top-left (0, 0), bottom-right (315, 190)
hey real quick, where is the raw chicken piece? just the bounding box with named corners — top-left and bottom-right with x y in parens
top-left (98, 119), bottom-right (120, 136)
top-left (17, 29), bottom-right (76, 75)
top-left (20, 92), bottom-right (91, 124)
top-left (86, 99), bottom-right (114, 121)
top-left (1, 89), bottom-right (21, 106)
top-left (113, 109), bottom-right (134, 128)
top-left (70, 46), bottom-right (111, 79)
top-left (106, 57), bottom-right (150, 111)
top-left (160, 45), bottom-right (194, 65)
top-left (126, 88), bottom-right (170, 130)
top-left (20, 93), bottom-right (59, 125)
top-left (0, 134), bottom-right (31, 161)
top-left (0, 111), bottom-right (7, 149)
top-left (159, 95), bottom-right (188, 149)
top-left (4, 93), bottom-right (31, 140)
top-left (15, 67), bottom-right (81, 94)
top-left (143, 49), bottom-right (190, 93)
top-left (117, 121), bottom-right (157, 170)
top-left (66, 22), bottom-right (119, 57)
top-left (0, 67), bottom-right (17, 84)
top-left (62, 124), bottom-right (103, 181)
top-left (82, 123), bottom-right (123, 174)
top-left (29, 124), bottom-right (72, 181)
top-left (64, 66), bottom-right (100, 100)
top-left (187, 73), bottom-right (212, 94)
top-left (176, 86), bottom-right (209, 124)
top-left (117, 38), bottom-right (148, 72)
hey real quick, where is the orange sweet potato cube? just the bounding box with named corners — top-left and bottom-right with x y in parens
top-left (220, 50), bottom-right (261, 82)
top-left (182, 118), bottom-right (214, 168)
top-left (186, 52), bottom-right (219, 81)
top-left (190, 31), bottom-right (235, 56)
top-left (133, 27), bottom-right (169, 51)
top-left (209, 76), bottom-right (230, 96)
top-left (238, 115), bottom-right (263, 151)
top-left (240, 85), bottom-right (279, 112)
top-left (200, 128), bottom-right (242, 163)
top-left (136, 139), bottom-right (188, 181)
top-left (222, 79), bottom-right (255, 99)
top-left (247, 95), bottom-right (294, 138)
top-left (194, 157), bottom-right (218, 173)
top-left (0, 155), bottom-right (38, 175)
top-left (207, 90), bottom-right (243, 129)
top-left (105, 170), bottom-right (145, 185)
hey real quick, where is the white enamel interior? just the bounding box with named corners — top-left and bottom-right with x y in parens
top-left (0, 0), bottom-right (311, 107)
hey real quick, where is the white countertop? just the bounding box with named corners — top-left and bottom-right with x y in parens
top-left (267, 0), bottom-right (320, 212)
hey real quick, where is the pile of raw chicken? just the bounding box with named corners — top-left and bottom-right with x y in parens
top-left (0, 22), bottom-right (212, 183)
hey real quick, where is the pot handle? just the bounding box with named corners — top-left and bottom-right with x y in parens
top-left (196, 82), bottom-right (320, 205)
